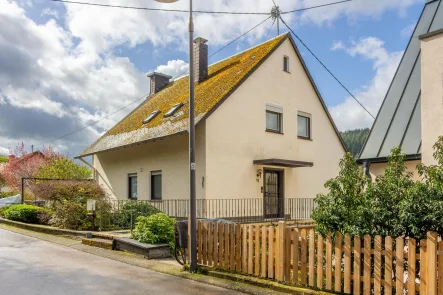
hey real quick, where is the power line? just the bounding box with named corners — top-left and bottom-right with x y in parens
top-left (279, 16), bottom-right (376, 119)
top-left (282, 0), bottom-right (353, 14)
top-left (50, 0), bottom-right (269, 15)
top-left (50, 0), bottom-right (353, 15)
top-left (36, 16), bottom-right (272, 147)
top-left (209, 16), bottom-right (272, 59)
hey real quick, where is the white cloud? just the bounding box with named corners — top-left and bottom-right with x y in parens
top-left (299, 0), bottom-right (424, 26)
top-left (329, 37), bottom-right (404, 131)
top-left (331, 41), bottom-right (345, 51)
top-left (41, 8), bottom-right (59, 19)
top-left (155, 60), bottom-right (189, 79)
top-left (0, 146), bottom-right (9, 156)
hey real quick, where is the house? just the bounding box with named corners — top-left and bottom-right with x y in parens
top-left (358, 0), bottom-right (443, 179)
top-left (77, 33), bottom-right (346, 219)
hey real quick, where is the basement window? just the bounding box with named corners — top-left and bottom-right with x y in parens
top-left (143, 110), bottom-right (160, 124)
top-left (164, 103), bottom-right (184, 118)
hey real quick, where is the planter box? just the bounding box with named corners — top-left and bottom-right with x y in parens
top-left (112, 237), bottom-right (170, 259)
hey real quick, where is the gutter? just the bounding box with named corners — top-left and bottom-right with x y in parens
top-left (357, 153), bottom-right (422, 165)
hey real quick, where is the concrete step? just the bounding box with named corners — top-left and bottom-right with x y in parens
top-left (82, 238), bottom-right (113, 250)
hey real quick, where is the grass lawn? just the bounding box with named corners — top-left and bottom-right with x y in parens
top-left (0, 156), bottom-right (8, 164)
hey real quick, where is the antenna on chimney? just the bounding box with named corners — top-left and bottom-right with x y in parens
top-left (271, 3), bottom-right (282, 35)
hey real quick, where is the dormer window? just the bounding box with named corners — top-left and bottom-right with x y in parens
top-left (143, 110), bottom-right (160, 124)
top-left (164, 103), bottom-right (184, 118)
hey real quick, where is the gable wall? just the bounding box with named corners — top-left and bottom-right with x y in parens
top-left (204, 39), bottom-right (345, 199)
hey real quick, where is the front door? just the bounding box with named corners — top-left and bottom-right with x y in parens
top-left (263, 170), bottom-right (284, 219)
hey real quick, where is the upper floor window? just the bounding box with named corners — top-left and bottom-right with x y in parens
top-left (297, 113), bottom-right (311, 139)
top-left (128, 173), bottom-right (138, 200)
top-left (164, 103), bottom-right (184, 118)
top-left (265, 103), bottom-right (283, 134)
top-left (283, 56), bottom-right (290, 73)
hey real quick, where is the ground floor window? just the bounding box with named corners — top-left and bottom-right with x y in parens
top-left (128, 173), bottom-right (137, 200)
top-left (151, 171), bottom-right (162, 200)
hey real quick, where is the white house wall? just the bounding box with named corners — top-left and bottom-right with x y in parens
top-left (93, 123), bottom-right (206, 200)
top-left (204, 39), bottom-right (345, 199)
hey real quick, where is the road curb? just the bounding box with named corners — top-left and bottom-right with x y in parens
top-left (0, 217), bottom-right (115, 240)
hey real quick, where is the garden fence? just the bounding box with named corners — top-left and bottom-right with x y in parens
top-left (193, 219), bottom-right (443, 295)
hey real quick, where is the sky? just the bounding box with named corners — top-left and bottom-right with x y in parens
top-left (0, 0), bottom-right (426, 157)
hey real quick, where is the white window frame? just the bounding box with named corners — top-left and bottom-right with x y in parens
top-left (265, 103), bottom-right (284, 134)
top-left (283, 56), bottom-right (290, 73)
top-left (297, 111), bottom-right (312, 140)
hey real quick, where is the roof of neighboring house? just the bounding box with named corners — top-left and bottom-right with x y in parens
top-left (359, 0), bottom-right (443, 162)
top-left (79, 33), bottom-right (346, 157)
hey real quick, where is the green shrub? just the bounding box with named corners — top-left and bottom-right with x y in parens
top-left (30, 180), bottom-right (109, 230)
top-left (109, 201), bottom-right (161, 229)
top-left (3, 204), bottom-right (51, 224)
top-left (132, 213), bottom-right (175, 249)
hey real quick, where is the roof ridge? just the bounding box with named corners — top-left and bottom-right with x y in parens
top-left (174, 32), bottom-right (290, 82)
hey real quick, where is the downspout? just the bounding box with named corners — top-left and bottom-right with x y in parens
top-left (362, 160), bottom-right (372, 181)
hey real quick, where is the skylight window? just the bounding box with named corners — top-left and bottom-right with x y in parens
top-left (164, 103), bottom-right (184, 118)
top-left (143, 110), bottom-right (160, 124)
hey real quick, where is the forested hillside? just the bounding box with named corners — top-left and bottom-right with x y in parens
top-left (340, 128), bottom-right (370, 157)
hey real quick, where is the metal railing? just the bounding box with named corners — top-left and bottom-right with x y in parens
top-left (98, 198), bottom-right (316, 231)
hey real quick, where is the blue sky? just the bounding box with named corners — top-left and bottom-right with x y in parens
top-left (0, 0), bottom-right (427, 156)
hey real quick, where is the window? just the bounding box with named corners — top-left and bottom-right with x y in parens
top-left (151, 171), bottom-right (162, 200)
top-left (283, 56), bottom-right (289, 72)
top-left (128, 173), bottom-right (138, 200)
top-left (297, 114), bottom-right (311, 139)
top-left (143, 110), bottom-right (160, 124)
top-left (164, 103), bottom-right (184, 118)
top-left (266, 111), bottom-right (283, 133)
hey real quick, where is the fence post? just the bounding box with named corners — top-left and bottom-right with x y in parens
top-left (427, 232), bottom-right (438, 295)
top-left (276, 221), bottom-right (286, 281)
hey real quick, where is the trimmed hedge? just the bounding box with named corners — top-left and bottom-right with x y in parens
top-left (2, 204), bottom-right (52, 224)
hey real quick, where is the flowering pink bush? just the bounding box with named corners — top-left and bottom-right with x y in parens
top-left (0, 143), bottom-right (60, 189)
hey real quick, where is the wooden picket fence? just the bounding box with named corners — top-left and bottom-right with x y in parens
top-left (191, 219), bottom-right (443, 295)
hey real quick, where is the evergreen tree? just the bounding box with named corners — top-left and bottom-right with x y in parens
top-left (340, 128), bottom-right (370, 157)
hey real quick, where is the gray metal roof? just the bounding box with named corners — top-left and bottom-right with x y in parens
top-left (359, 0), bottom-right (443, 161)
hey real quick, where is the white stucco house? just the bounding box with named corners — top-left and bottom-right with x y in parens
top-left (77, 33), bottom-right (346, 220)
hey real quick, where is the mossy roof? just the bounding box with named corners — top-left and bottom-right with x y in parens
top-left (79, 34), bottom-right (288, 157)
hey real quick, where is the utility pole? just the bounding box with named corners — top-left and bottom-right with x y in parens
top-left (154, 0), bottom-right (197, 273)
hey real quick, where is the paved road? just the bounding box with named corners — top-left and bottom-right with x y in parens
top-left (0, 229), bottom-right (244, 295)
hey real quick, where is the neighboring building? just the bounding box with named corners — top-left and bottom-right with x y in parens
top-left (358, 0), bottom-right (443, 180)
top-left (78, 33), bottom-right (346, 218)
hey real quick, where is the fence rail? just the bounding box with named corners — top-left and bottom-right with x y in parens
top-left (195, 220), bottom-right (442, 295)
top-left (98, 198), bottom-right (315, 230)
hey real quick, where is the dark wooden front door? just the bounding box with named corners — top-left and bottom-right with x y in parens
top-left (263, 170), bottom-right (284, 219)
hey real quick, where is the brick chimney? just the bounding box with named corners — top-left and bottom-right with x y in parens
top-left (193, 37), bottom-right (208, 83)
top-left (147, 72), bottom-right (172, 94)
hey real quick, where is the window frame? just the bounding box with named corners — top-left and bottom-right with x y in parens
top-left (283, 56), bottom-right (290, 73)
top-left (128, 173), bottom-right (138, 200)
top-left (266, 110), bottom-right (283, 134)
top-left (297, 114), bottom-right (311, 140)
top-left (150, 170), bottom-right (162, 201)
top-left (164, 103), bottom-right (184, 118)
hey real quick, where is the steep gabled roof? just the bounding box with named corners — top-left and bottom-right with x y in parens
top-left (359, 0), bottom-right (443, 161)
top-left (79, 34), bottom-right (288, 157)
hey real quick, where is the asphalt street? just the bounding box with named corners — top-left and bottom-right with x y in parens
top-left (0, 228), bottom-right (244, 295)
